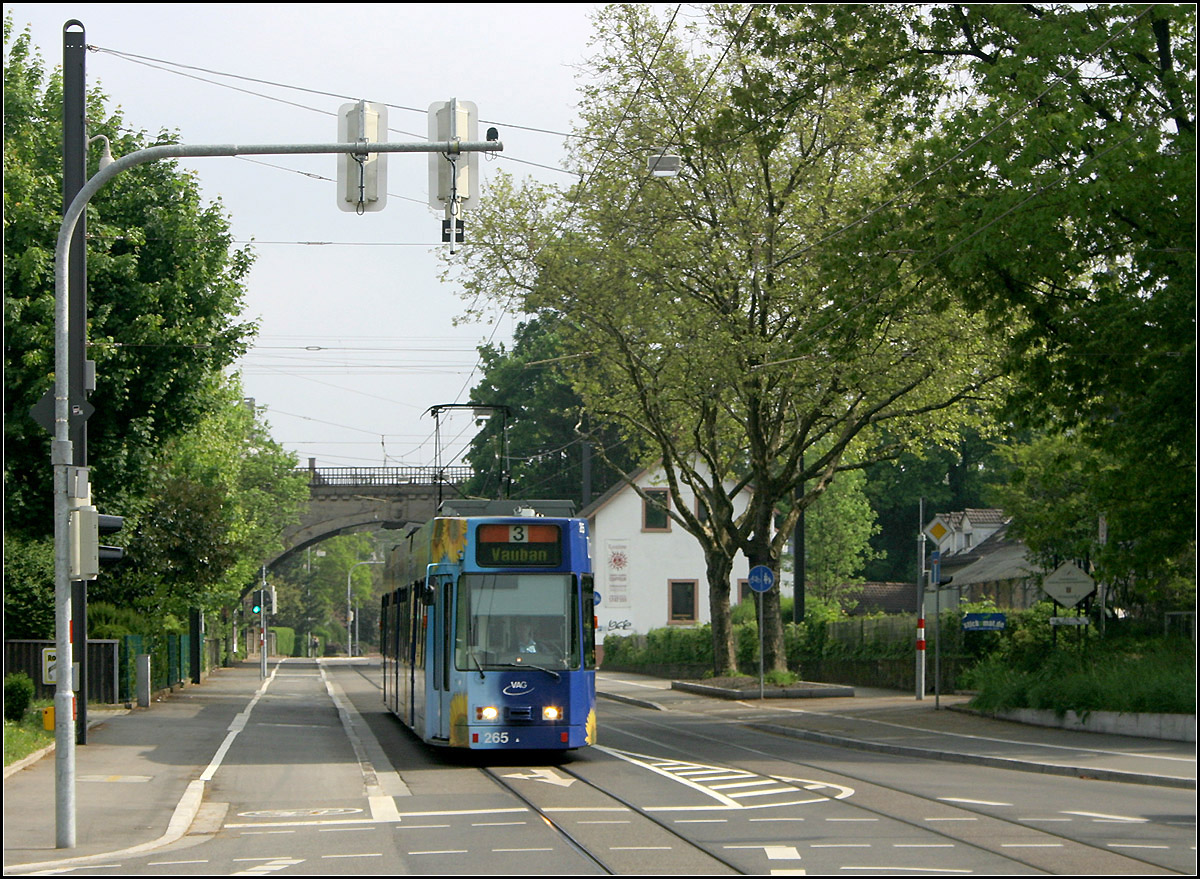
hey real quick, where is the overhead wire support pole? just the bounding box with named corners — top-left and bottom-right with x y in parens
top-left (51, 135), bottom-right (501, 849)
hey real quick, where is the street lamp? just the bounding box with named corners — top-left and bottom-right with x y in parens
top-left (347, 560), bottom-right (383, 657)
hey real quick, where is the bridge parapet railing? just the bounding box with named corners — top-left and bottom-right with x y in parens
top-left (300, 466), bottom-right (472, 487)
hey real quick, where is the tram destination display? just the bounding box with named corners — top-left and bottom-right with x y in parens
top-left (476, 523), bottom-right (562, 567)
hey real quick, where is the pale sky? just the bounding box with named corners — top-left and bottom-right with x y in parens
top-left (7, 3), bottom-right (610, 472)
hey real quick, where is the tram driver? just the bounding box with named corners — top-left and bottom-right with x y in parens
top-left (516, 620), bottom-right (539, 654)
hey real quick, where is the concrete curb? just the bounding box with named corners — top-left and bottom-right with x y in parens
top-left (981, 705), bottom-right (1196, 743)
top-left (670, 680), bottom-right (855, 700)
top-left (598, 690), bottom-right (667, 710)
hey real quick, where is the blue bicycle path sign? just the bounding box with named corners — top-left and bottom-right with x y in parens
top-left (748, 565), bottom-right (775, 593)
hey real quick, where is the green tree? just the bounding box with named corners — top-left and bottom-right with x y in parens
top-left (4, 17), bottom-right (257, 535)
top-left (804, 468), bottom-right (882, 610)
top-left (988, 432), bottom-right (1194, 617)
top-left (94, 384), bottom-right (309, 619)
top-left (747, 3), bottom-right (1196, 609)
top-left (4, 18), bottom-right (303, 637)
top-left (450, 5), bottom-right (1007, 674)
top-left (463, 313), bottom-right (638, 506)
top-left (862, 425), bottom-right (1021, 583)
top-left (271, 533), bottom-right (381, 649)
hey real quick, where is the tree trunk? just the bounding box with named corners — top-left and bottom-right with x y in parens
top-left (705, 550), bottom-right (737, 675)
top-left (748, 528), bottom-right (788, 674)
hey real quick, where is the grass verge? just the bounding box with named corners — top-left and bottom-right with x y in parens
top-left (4, 699), bottom-right (55, 768)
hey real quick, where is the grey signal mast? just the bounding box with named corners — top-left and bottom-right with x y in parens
top-left (50, 64), bottom-right (500, 846)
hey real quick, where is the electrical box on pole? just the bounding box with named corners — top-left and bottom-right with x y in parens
top-left (337, 100), bottom-right (388, 212)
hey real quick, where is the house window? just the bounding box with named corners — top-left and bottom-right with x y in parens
top-left (643, 488), bottom-right (670, 531)
top-left (737, 579), bottom-right (751, 603)
top-left (669, 580), bottom-right (697, 623)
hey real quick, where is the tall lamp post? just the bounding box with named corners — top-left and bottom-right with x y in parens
top-left (347, 560), bottom-right (383, 657)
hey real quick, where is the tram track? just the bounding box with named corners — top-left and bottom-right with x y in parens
top-left (480, 762), bottom-right (745, 874)
top-left (595, 701), bottom-right (1190, 875)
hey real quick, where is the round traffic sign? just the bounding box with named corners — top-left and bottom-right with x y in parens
top-left (748, 565), bottom-right (775, 593)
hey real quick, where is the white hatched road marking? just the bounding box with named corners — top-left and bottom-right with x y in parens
top-left (595, 746), bottom-right (853, 810)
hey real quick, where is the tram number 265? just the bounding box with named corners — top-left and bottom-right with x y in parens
top-left (481, 730), bottom-right (510, 744)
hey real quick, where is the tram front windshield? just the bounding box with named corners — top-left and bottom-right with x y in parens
top-left (456, 572), bottom-right (580, 671)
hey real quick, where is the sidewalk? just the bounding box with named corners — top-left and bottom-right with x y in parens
top-left (595, 671), bottom-right (1197, 790)
top-left (4, 664), bottom-right (1194, 873)
top-left (4, 660), bottom-right (269, 873)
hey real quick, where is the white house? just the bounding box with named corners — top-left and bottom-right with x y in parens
top-left (580, 467), bottom-right (757, 638)
top-left (923, 508), bottom-right (1009, 557)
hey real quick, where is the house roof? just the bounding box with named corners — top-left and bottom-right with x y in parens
top-left (578, 468), bottom-right (649, 521)
top-left (939, 508), bottom-right (1008, 529)
top-left (940, 523), bottom-right (1037, 586)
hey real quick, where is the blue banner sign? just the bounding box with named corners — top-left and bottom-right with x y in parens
top-left (962, 612), bottom-right (1007, 632)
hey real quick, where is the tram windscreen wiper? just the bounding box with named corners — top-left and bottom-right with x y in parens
top-left (468, 649), bottom-right (486, 680)
top-left (503, 661), bottom-right (560, 680)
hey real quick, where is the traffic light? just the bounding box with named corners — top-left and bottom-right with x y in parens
top-left (250, 588), bottom-right (274, 615)
top-left (69, 509), bottom-right (123, 579)
top-left (98, 514), bottom-right (124, 563)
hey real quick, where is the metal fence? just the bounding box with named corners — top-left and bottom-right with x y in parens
top-left (300, 465), bottom-right (472, 486)
top-left (4, 639), bottom-right (120, 703)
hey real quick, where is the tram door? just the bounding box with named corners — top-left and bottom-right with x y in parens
top-left (429, 574), bottom-right (454, 740)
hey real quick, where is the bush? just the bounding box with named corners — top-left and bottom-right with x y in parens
top-left (5, 672), bottom-right (35, 723)
top-left (961, 636), bottom-right (1196, 717)
top-left (89, 601), bottom-right (155, 637)
top-left (271, 627), bottom-right (295, 658)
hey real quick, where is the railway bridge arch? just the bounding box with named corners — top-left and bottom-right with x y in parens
top-left (267, 464), bottom-right (472, 569)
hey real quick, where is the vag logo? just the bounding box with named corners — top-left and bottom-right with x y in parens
top-left (503, 680), bottom-right (532, 695)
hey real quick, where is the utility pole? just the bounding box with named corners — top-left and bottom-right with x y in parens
top-left (916, 497), bottom-right (926, 700)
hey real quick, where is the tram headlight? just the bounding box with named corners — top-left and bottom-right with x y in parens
top-left (542, 706), bottom-right (562, 721)
top-left (477, 705), bottom-right (499, 721)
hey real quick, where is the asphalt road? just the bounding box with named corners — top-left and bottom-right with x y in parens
top-left (4, 659), bottom-right (1194, 875)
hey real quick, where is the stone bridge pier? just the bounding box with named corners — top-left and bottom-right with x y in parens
top-left (268, 464), bottom-right (472, 569)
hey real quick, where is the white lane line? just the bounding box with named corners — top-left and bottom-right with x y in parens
top-left (842, 868), bottom-right (971, 874)
top-left (938, 797), bottom-right (1011, 806)
top-left (321, 853), bottom-right (383, 858)
top-left (1063, 810), bottom-right (1147, 823)
top-left (1109, 844), bottom-right (1170, 850)
top-left (1001, 843), bottom-right (1064, 848)
top-left (894, 843), bottom-right (955, 848)
top-left (811, 843), bottom-right (871, 848)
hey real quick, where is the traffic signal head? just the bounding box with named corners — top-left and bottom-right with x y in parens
top-left (98, 514), bottom-right (124, 562)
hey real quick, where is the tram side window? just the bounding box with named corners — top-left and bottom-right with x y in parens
top-left (582, 575), bottom-right (596, 669)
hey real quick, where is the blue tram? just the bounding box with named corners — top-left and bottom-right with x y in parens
top-left (381, 513), bottom-right (597, 750)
